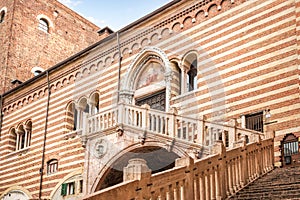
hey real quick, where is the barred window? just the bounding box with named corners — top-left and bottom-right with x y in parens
top-left (38, 18), bottom-right (49, 33)
top-left (245, 112), bottom-right (263, 132)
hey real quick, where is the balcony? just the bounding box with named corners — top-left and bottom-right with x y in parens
top-left (84, 103), bottom-right (265, 150)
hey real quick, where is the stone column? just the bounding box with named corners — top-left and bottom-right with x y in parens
top-left (123, 158), bottom-right (151, 181)
top-left (165, 71), bottom-right (173, 112)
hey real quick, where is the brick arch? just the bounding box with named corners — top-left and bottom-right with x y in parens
top-left (91, 141), bottom-right (187, 193)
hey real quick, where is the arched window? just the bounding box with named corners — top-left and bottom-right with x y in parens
top-left (187, 60), bottom-right (197, 92)
top-left (66, 102), bottom-right (77, 131)
top-left (181, 52), bottom-right (198, 94)
top-left (75, 97), bottom-right (89, 130)
top-left (47, 159), bottom-right (58, 174)
top-left (15, 121), bottom-right (32, 151)
top-left (38, 18), bottom-right (49, 33)
top-left (0, 10), bottom-right (5, 23)
top-left (90, 93), bottom-right (100, 115)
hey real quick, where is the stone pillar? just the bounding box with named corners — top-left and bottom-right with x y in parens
top-left (197, 115), bottom-right (206, 145)
top-left (123, 158), bottom-right (151, 181)
top-left (165, 71), bottom-right (173, 112)
top-left (228, 119), bottom-right (237, 148)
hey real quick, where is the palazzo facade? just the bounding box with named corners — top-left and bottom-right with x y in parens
top-left (0, 0), bottom-right (299, 199)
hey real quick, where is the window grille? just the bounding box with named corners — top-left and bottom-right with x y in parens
top-left (245, 112), bottom-right (263, 132)
top-left (38, 18), bottom-right (49, 33)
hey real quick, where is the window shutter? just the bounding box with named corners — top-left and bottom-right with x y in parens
top-left (61, 183), bottom-right (67, 196)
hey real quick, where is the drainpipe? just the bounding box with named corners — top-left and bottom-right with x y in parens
top-left (0, 95), bottom-right (3, 143)
top-left (39, 71), bottom-right (51, 199)
top-left (117, 32), bottom-right (123, 104)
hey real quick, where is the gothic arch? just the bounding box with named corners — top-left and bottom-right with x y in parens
top-left (120, 47), bottom-right (172, 110)
top-left (122, 47), bottom-right (171, 91)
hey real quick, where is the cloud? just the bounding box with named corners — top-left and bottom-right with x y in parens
top-left (84, 15), bottom-right (106, 27)
top-left (58, 0), bottom-right (82, 8)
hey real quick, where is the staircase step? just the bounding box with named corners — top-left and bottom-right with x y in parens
top-left (230, 167), bottom-right (300, 200)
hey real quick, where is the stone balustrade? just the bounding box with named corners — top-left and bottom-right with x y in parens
top-left (83, 138), bottom-right (274, 200)
top-left (85, 103), bottom-right (265, 148)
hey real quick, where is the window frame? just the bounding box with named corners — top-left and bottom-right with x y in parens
top-left (47, 159), bottom-right (58, 175)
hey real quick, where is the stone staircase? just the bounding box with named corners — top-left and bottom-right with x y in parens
top-left (230, 166), bottom-right (300, 200)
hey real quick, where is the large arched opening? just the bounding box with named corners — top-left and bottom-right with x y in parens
top-left (95, 146), bottom-right (180, 191)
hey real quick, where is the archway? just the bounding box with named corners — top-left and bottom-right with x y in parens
top-left (95, 146), bottom-right (180, 190)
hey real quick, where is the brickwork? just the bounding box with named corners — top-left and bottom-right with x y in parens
top-left (0, 0), bottom-right (300, 199)
top-left (0, 0), bottom-right (101, 93)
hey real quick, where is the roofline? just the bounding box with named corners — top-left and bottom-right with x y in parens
top-left (2, 0), bottom-right (182, 97)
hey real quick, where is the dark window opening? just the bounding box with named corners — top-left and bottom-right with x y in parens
top-left (136, 90), bottom-right (166, 111)
top-left (245, 112), bottom-right (263, 132)
top-left (187, 60), bottom-right (197, 92)
top-left (0, 11), bottom-right (5, 23)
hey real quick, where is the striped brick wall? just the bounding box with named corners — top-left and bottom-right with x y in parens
top-left (0, 0), bottom-right (299, 198)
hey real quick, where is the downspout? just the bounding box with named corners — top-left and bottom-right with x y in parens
top-left (0, 95), bottom-right (3, 143)
top-left (39, 71), bottom-right (51, 199)
top-left (117, 32), bottom-right (123, 104)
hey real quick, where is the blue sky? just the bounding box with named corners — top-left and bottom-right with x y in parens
top-left (58, 0), bottom-right (172, 31)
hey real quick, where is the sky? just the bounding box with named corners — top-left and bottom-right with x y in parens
top-left (58, 0), bottom-right (172, 31)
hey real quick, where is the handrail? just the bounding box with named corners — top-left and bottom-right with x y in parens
top-left (83, 138), bottom-right (274, 200)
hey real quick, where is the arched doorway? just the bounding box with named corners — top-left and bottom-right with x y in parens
top-left (281, 133), bottom-right (300, 166)
top-left (95, 146), bottom-right (180, 190)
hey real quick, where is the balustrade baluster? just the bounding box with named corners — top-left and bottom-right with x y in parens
top-left (232, 159), bottom-right (237, 192)
top-left (199, 173), bottom-right (205, 200)
top-left (211, 169), bottom-right (216, 200)
top-left (180, 181), bottom-right (185, 200)
top-left (205, 172), bottom-right (211, 200)
top-left (156, 115), bottom-right (159, 133)
top-left (191, 123), bottom-right (195, 142)
top-left (215, 167), bottom-right (221, 200)
top-left (174, 182), bottom-right (180, 200)
top-left (228, 161), bottom-right (234, 195)
top-left (194, 175), bottom-right (200, 200)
